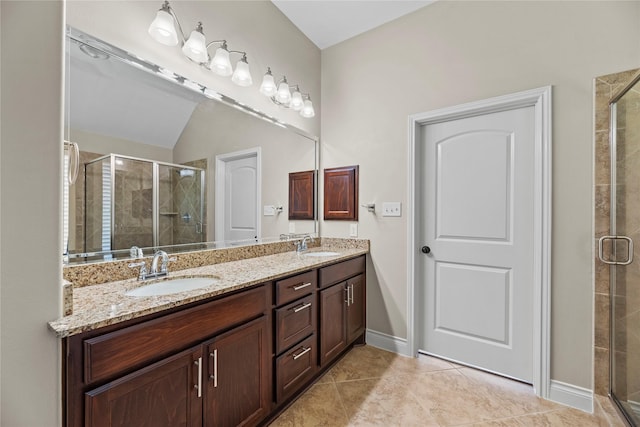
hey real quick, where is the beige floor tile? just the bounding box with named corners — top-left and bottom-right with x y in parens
top-left (269, 346), bottom-right (629, 427)
top-left (335, 376), bottom-right (440, 426)
top-left (269, 383), bottom-right (349, 427)
top-left (329, 345), bottom-right (395, 382)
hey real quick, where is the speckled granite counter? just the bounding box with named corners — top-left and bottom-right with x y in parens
top-left (49, 245), bottom-right (368, 338)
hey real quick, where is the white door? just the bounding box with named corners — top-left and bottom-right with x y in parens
top-left (215, 148), bottom-right (261, 243)
top-left (419, 106), bottom-right (535, 383)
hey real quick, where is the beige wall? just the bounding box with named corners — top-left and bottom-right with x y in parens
top-left (321, 1), bottom-right (640, 390)
top-left (0, 2), bottom-right (64, 426)
top-left (70, 129), bottom-right (174, 163)
top-left (66, 1), bottom-right (321, 138)
top-left (174, 99), bottom-right (316, 241)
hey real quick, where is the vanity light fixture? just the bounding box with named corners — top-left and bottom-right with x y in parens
top-left (148, 1), bottom-right (252, 86)
top-left (263, 74), bottom-right (315, 118)
top-left (148, 1), bottom-right (315, 118)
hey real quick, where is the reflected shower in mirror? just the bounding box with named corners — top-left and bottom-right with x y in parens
top-left (64, 27), bottom-right (317, 264)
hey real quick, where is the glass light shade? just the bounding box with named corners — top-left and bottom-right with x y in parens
top-left (182, 29), bottom-right (208, 63)
top-left (300, 99), bottom-right (315, 118)
top-left (210, 47), bottom-right (233, 76)
top-left (259, 73), bottom-right (277, 96)
top-left (148, 10), bottom-right (178, 46)
top-left (290, 89), bottom-right (304, 111)
top-left (276, 81), bottom-right (291, 105)
top-left (231, 60), bottom-right (253, 87)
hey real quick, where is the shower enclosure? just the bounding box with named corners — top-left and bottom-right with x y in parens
top-left (84, 154), bottom-right (205, 255)
top-left (601, 74), bottom-right (640, 426)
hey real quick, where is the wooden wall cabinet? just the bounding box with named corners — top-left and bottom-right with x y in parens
top-left (323, 165), bottom-right (359, 221)
top-left (289, 170), bottom-right (315, 220)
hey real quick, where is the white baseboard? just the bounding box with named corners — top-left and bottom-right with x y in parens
top-left (548, 380), bottom-right (593, 413)
top-left (365, 329), bottom-right (411, 357)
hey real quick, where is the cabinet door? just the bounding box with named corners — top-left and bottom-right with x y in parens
top-left (204, 316), bottom-right (270, 427)
top-left (85, 346), bottom-right (203, 427)
top-left (319, 282), bottom-right (347, 366)
top-left (347, 274), bottom-right (366, 343)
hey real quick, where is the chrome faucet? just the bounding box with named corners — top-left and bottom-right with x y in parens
top-left (296, 235), bottom-right (312, 253)
top-left (128, 250), bottom-right (176, 281)
top-left (150, 250), bottom-right (174, 276)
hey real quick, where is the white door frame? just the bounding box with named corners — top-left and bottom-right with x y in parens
top-left (214, 147), bottom-right (262, 242)
top-left (407, 86), bottom-right (552, 398)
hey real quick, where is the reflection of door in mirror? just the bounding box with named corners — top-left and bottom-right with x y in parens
top-left (215, 148), bottom-right (261, 243)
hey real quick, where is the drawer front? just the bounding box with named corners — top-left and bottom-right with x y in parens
top-left (275, 294), bottom-right (316, 354)
top-left (318, 256), bottom-right (365, 289)
top-left (275, 270), bottom-right (316, 306)
top-left (275, 334), bottom-right (317, 403)
top-left (84, 285), bottom-right (267, 384)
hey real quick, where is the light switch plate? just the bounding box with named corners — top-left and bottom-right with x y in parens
top-left (349, 223), bottom-right (358, 237)
top-left (289, 222), bottom-right (295, 233)
top-left (382, 202), bottom-right (402, 217)
top-left (263, 205), bottom-right (275, 216)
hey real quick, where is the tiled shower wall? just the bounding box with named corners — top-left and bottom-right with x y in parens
top-left (594, 68), bottom-right (639, 396)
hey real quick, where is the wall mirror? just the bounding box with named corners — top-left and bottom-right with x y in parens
top-left (64, 27), bottom-right (318, 264)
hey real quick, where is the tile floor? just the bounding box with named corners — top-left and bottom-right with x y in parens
top-left (270, 345), bottom-right (627, 426)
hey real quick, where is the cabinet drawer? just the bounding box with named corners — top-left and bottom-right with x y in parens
top-left (275, 270), bottom-right (316, 306)
top-left (275, 335), bottom-right (317, 403)
top-left (84, 285), bottom-right (267, 384)
top-left (275, 294), bottom-right (316, 354)
top-left (318, 256), bottom-right (365, 288)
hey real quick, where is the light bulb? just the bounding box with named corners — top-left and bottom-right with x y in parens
top-left (276, 78), bottom-right (291, 105)
top-left (300, 99), bottom-right (315, 118)
top-left (260, 69), bottom-right (277, 96)
top-left (148, 5), bottom-right (178, 46)
top-left (290, 88), bottom-right (304, 111)
top-left (210, 45), bottom-right (233, 76)
top-left (181, 23), bottom-right (208, 63)
top-left (231, 56), bottom-right (253, 87)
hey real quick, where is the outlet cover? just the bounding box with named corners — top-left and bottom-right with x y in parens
top-left (349, 223), bottom-right (358, 237)
top-left (382, 202), bottom-right (402, 217)
top-left (288, 222), bottom-right (296, 233)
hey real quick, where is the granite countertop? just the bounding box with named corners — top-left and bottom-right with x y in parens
top-left (48, 246), bottom-right (368, 338)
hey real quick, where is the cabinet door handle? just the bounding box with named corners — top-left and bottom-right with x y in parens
top-left (344, 286), bottom-right (349, 305)
top-left (349, 283), bottom-right (355, 305)
top-left (194, 357), bottom-right (202, 398)
top-left (293, 282), bottom-right (312, 291)
top-left (209, 350), bottom-right (218, 387)
top-left (292, 346), bottom-right (311, 360)
top-left (293, 302), bottom-right (312, 313)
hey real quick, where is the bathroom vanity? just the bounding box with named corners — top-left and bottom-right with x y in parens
top-left (50, 243), bottom-right (367, 427)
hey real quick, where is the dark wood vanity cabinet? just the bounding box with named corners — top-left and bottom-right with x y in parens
top-left (319, 256), bottom-right (366, 367)
top-left (64, 255), bottom-right (367, 427)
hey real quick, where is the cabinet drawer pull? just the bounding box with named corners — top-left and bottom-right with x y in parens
top-left (293, 302), bottom-right (312, 313)
top-left (292, 282), bottom-right (312, 291)
top-left (194, 357), bottom-right (202, 398)
top-left (292, 346), bottom-right (311, 360)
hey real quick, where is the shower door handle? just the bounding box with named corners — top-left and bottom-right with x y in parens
top-left (598, 235), bottom-right (634, 265)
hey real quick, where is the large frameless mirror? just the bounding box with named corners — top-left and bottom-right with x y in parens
top-left (64, 27), bottom-right (318, 264)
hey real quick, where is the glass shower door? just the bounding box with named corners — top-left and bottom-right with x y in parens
top-left (610, 75), bottom-right (640, 426)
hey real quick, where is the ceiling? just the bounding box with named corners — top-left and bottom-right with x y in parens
top-left (271, 0), bottom-right (435, 49)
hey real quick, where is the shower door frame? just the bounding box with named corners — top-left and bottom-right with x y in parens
top-left (608, 71), bottom-right (640, 427)
top-left (85, 153), bottom-right (206, 252)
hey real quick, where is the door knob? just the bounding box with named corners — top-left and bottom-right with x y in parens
top-left (421, 246), bottom-right (431, 254)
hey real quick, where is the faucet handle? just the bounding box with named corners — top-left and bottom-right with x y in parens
top-left (130, 246), bottom-right (143, 258)
top-left (160, 256), bottom-right (177, 274)
top-left (128, 262), bottom-right (148, 280)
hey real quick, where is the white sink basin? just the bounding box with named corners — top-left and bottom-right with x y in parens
top-left (303, 251), bottom-right (340, 257)
top-left (126, 277), bottom-right (216, 297)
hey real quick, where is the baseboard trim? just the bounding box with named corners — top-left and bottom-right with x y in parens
top-left (365, 329), bottom-right (411, 357)
top-left (548, 380), bottom-right (593, 413)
